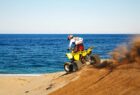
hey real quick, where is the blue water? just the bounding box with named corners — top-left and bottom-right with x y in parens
top-left (0, 34), bottom-right (133, 74)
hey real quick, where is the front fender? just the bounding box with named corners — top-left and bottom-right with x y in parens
top-left (66, 53), bottom-right (73, 60)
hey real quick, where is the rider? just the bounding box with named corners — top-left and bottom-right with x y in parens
top-left (68, 34), bottom-right (84, 53)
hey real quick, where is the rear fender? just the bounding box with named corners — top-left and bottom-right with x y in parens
top-left (87, 47), bottom-right (93, 54)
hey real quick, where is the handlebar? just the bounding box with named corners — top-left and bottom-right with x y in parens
top-left (67, 48), bottom-right (73, 51)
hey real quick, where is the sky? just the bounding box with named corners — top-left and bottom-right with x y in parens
top-left (0, 0), bottom-right (140, 34)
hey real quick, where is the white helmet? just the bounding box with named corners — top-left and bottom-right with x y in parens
top-left (68, 34), bottom-right (73, 40)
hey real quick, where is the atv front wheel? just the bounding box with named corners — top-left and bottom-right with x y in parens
top-left (64, 62), bottom-right (78, 73)
top-left (64, 62), bottom-right (73, 73)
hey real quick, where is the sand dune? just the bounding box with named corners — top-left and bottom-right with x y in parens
top-left (50, 63), bottom-right (140, 95)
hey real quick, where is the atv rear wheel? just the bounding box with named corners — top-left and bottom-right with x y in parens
top-left (90, 54), bottom-right (101, 65)
top-left (73, 61), bottom-right (83, 70)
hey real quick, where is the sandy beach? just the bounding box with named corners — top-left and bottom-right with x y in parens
top-left (0, 71), bottom-right (81, 95)
top-left (0, 72), bottom-right (64, 95)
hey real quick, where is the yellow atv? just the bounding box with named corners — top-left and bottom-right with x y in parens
top-left (64, 47), bottom-right (101, 73)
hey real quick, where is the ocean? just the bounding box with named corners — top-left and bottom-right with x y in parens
top-left (0, 34), bottom-right (133, 74)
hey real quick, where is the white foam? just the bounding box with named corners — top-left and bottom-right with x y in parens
top-left (0, 74), bottom-right (42, 77)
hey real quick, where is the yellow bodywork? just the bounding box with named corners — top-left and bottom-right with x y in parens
top-left (66, 47), bottom-right (93, 61)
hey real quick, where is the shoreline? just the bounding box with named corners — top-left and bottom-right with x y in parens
top-left (0, 71), bottom-right (64, 76)
top-left (0, 74), bottom-right (42, 76)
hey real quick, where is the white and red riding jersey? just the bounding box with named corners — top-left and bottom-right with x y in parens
top-left (69, 37), bottom-right (83, 48)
